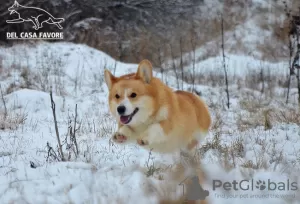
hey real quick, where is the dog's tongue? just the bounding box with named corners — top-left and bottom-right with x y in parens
top-left (120, 116), bottom-right (130, 124)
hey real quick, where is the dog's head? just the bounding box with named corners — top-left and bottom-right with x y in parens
top-left (8, 1), bottom-right (21, 14)
top-left (104, 60), bottom-right (156, 127)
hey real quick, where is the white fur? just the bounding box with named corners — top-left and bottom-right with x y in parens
top-left (156, 106), bottom-right (168, 121)
top-left (119, 89), bottom-right (135, 116)
top-left (113, 89), bottom-right (135, 117)
top-left (193, 130), bottom-right (207, 142)
top-left (128, 96), bottom-right (153, 126)
top-left (146, 123), bottom-right (167, 145)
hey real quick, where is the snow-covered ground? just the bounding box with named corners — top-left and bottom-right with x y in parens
top-left (0, 42), bottom-right (299, 204)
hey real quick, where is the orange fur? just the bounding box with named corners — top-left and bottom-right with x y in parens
top-left (104, 59), bottom-right (211, 153)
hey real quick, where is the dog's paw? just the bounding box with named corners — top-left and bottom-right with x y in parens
top-left (112, 132), bottom-right (127, 143)
top-left (137, 138), bottom-right (149, 146)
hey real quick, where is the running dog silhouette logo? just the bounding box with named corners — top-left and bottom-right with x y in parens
top-left (6, 0), bottom-right (64, 39)
top-left (6, 0), bottom-right (64, 30)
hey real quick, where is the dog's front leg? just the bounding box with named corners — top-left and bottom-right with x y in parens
top-left (111, 124), bottom-right (135, 144)
top-left (137, 122), bottom-right (167, 146)
top-left (28, 17), bottom-right (38, 30)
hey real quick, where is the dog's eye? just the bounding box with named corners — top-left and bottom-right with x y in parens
top-left (115, 94), bottom-right (120, 99)
top-left (130, 93), bottom-right (137, 98)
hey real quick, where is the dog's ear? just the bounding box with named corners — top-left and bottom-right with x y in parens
top-left (14, 0), bottom-right (20, 6)
top-left (104, 69), bottom-right (116, 90)
top-left (137, 59), bottom-right (153, 83)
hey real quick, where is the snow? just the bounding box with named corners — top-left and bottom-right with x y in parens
top-left (185, 54), bottom-right (289, 77)
top-left (163, 1), bottom-right (288, 76)
top-left (73, 18), bottom-right (103, 30)
top-left (0, 41), bottom-right (300, 204)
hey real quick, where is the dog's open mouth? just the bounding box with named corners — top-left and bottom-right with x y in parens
top-left (120, 108), bottom-right (139, 124)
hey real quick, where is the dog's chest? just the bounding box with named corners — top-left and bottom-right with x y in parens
top-left (130, 123), bottom-right (148, 136)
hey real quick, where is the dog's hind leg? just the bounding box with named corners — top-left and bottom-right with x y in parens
top-left (28, 17), bottom-right (38, 30)
top-left (33, 15), bottom-right (43, 29)
top-left (6, 19), bottom-right (24, 23)
top-left (187, 139), bottom-right (199, 150)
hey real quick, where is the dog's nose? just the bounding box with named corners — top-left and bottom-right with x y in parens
top-left (117, 106), bottom-right (126, 115)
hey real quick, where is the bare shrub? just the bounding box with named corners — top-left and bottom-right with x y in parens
top-left (240, 160), bottom-right (254, 169)
top-left (220, 13), bottom-right (230, 109)
top-left (193, 72), bottom-right (225, 87)
top-left (239, 92), bottom-right (271, 113)
top-left (263, 109), bottom-right (273, 130)
top-left (49, 89), bottom-right (65, 161)
top-left (0, 86), bottom-right (27, 130)
top-left (211, 111), bottom-right (224, 131)
top-left (97, 113), bottom-right (116, 138)
top-left (236, 112), bottom-right (264, 132)
top-left (145, 150), bottom-right (161, 177)
top-left (63, 104), bottom-right (80, 160)
top-left (230, 137), bottom-right (245, 158)
top-left (0, 110), bottom-right (27, 130)
top-left (0, 85), bottom-right (7, 120)
top-left (200, 132), bottom-right (245, 171)
top-left (273, 108), bottom-right (300, 125)
top-left (199, 133), bottom-right (225, 156)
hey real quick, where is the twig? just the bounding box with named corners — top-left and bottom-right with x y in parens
top-left (73, 104), bottom-right (79, 155)
top-left (46, 142), bottom-right (60, 162)
top-left (220, 13), bottom-right (230, 109)
top-left (179, 36), bottom-right (184, 90)
top-left (190, 24), bottom-right (196, 92)
top-left (49, 89), bottom-right (65, 161)
top-left (0, 85), bottom-right (7, 120)
top-left (169, 44), bottom-right (180, 89)
top-left (146, 149), bottom-right (153, 169)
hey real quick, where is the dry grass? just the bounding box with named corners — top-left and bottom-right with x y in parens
top-left (240, 158), bottom-right (268, 170)
top-left (273, 108), bottom-right (300, 125)
top-left (237, 88), bottom-right (300, 128)
top-left (5, 68), bottom-right (35, 94)
top-left (0, 110), bottom-right (27, 130)
top-left (237, 93), bottom-right (275, 131)
top-left (211, 111), bottom-right (224, 131)
top-left (239, 92), bottom-right (271, 112)
top-left (236, 112), bottom-right (264, 132)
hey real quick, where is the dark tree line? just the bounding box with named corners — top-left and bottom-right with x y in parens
top-left (0, 0), bottom-right (203, 45)
top-left (284, 1), bottom-right (300, 105)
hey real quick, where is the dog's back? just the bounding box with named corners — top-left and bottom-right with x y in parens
top-left (174, 90), bottom-right (211, 133)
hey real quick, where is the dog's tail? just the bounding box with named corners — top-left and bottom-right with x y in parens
top-left (48, 17), bottom-right (64, 29)
top-left (50, 17), bottom-right (64, 24)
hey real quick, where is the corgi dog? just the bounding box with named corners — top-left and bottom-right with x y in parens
top-left (104, 59), bottom-right (211, 153)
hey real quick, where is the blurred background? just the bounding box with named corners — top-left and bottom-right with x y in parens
top-left (1, 0), bottom-right (299, 67)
